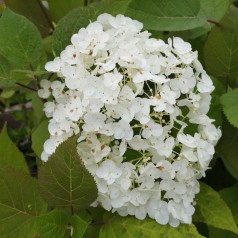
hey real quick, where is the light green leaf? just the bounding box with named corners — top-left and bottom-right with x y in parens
top-left (188, 0), bottom-right (229, 39)
top-left (194, 183), bottom-right (238, 234)
top-left (37, 210), bottom-right (70, 238)
top-left (0, 166), bottom-right (46, 237)
top-left (0, 90), bottom-right (15, 99)
top-left (204, 7), bottom-right (238, 78)
top-left (48, 0), bottom-right (85, 22)
top-left (100, 213), bottom-right (204, 238)
top-left (38, 136), bottom-right (98, 211)
top-left (220, 184), bottom-right (238, 225)
top-left (126, 0), bottom-right (205, 31)
top-left (28, 92), bottom-right (45, 127)
top-left (71, 214), bottom-right (90, 238)
top-left (32, 120), bottom-right (50, 158)
top-left (220, 89), bottom-right (238, 128)
top-left (0, 55), bottom-right (14, 88)
top-left (0, 8), bottom-right (43, 68)
top-left (0, 123), bottom-right (28, 171)
top-left (219, 120), bottom-right (238, 180)
top-left (52, 0), bottom-right (130, 55)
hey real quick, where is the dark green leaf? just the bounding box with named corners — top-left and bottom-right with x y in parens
top-left (0, 8), bottom-right (44, 68)
top-left (4, 0), bottom-right (52, 36)
top-left (194, 183), bottom-right (238, 234)
top-left (188, 0), bottom-right (229, 39)
top-left (32, 120), bottom-right (50, 158)
top-left (0, 123), bottom-right (28, 171)
top-left (208, 77), bottom-right (226, 127)
top-left (220, 89), bottom-right (238, 128)
top-left (38, 136), bottom-right (98, 211)
top-left (209, 227), bottom-right (238, 238)
top-left (219, 120), bottom-right (238, 180)
top-left (204, 7), bottom-right (238, 78)
top-left (37, 210), bottom-right (70, 238)
top-left (100, 213), bottom-right (204, 238)
top-left (48, 0), bottom-right (85, 22)
top-left (0, 166), bottom-right (46, 237)
top-left (126, 0), bottom-right (205, 31)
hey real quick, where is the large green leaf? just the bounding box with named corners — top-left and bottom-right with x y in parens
top-left (37, 210), bottom-right (70, 238)
top-left (188, 0), bottom-right (229, 39)
top-left (52, 0), bottom-right (130, 55)
top-left (32, 120), bottom-right (50, 158)
top-left (220, 184), bottom-right (238, 225)
top-left (219, 120), bottom-right (238, 180)
top-left (0, 166), bottom-right (46, 237)
top-left (4, 0), bottom-right (52, 36)
top-left (0, 124), bottom-right (28, 171)
top-left (194, 183), bottom-right (238, 234)
top-left (38, 136), bottom-right (98, 211)
top-left (100, 213), bottom-right (204, 238)
top-left (126, 0), bottom-right (205, 31)
top-left (204, 7), bottom-right (238, 78)
top-left (48, 0), bottom-right (85, 22)
top-left (0, 8), bottom-right (43, 68)
top-left (220, 89), bottom-right (238, 128)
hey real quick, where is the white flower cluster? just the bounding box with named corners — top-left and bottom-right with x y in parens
top-left (39, 13), bottom-right (221, 227)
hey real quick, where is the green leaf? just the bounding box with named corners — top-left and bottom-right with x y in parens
top-left (204, 7), bottom-right (238, 78)
top-left (126, 0), bottom-right (205, 31)
top-left (32, 120), bottom-right (50, 158)
top-left (220, 89), bottom-right (238, 128)
top-left (0, 123), bottom-right (28, 171)
top-left (48, 0), bottom-right (85, 22)
top-left (0, 8), bottom-right (44, 68)
top-left (220, 184), bottom-right (238, 225)
top-left (28, 92), bottom-right (45, 127)
top-left (194, 183), bottom-right (238, 234)
top-left (0, 90), bottom-right (15, 99)
top-left (0, 55), bottom-right (14, 88)
top-left (209, 227), bottom-right (238, 238)
top-left (37, 210), bottom-right (70, 238)
top-left (219, 119), bottom-right (238, 180)
top-left (4, 0), bottom-right (52, 36)
top-left (188, 0), bottom-right (229, 39)
top-left (71, 214), bottom-right (90, 238)
top-left (0, 166), bottom-right (46, 237)
top-left (52, 0), bottom-right (130, 55)
top-left (208, 76), bottom-right (226, 127)
top-left (38, 136), bottom-right (98, 211)
top-left (99, 213), bottom-right (204, 238)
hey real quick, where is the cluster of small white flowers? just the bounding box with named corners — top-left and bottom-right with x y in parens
top-left (39, 13), bottom-right (221, 227)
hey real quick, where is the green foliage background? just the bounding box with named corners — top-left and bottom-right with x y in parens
top-left (0, 0), bottom-right (238, 237)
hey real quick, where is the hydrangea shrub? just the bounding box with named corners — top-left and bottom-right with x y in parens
top-left (40, 14), bottom-right (221, 227)
top-left (1, 1), bottom-right (238, 237)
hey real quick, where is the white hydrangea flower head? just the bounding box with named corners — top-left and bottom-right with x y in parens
top-left (40, 13), bottom-right (221, 227)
